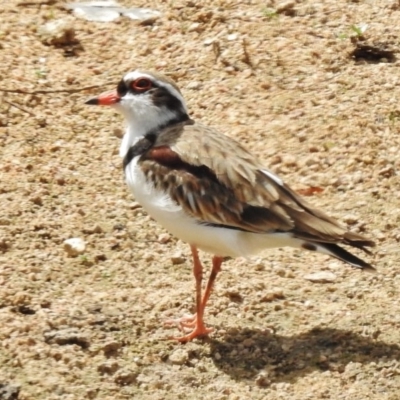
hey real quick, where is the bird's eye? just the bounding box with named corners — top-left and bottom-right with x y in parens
top-left (132, 78), bottom-right (152, 92)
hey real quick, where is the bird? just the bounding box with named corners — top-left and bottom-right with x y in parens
top-left (85, 70), bottom-right (375, 342)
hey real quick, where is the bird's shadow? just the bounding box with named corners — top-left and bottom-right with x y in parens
top-left (208, 326), bottom-right (400, 383)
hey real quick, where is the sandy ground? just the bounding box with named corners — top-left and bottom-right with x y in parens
top-left (1, 0), bottom-right (400, 399)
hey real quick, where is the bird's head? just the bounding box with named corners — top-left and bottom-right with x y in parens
top-left (86, 70), bottom-right (189, 132)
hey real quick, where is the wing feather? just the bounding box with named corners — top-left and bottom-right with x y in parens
top-left (139, 122), bottom-right (374, 250)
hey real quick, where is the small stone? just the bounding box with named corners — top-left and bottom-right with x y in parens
top-left (261, 288), bottom-right (284, 302)
top-left (158, 233), bottom-right (171, 244)
top-left (97, 360), bottom-right (119, 375)
top-left (0, 238), bottom-right (10, 253)
top-left (242, 338), bottom-right (254, 347)
top-left (255, 371), bottom-right (271, 387)
top-left (343, 362), bottom-right (363, 379)
top-left (63, 238), bottom-right (86, 257)
top-left (171, 253), bottom-right (186, 265)
top-left (129, 202), bottom-right (142, 210)
top-left (303, 271), bottom-right (337, 283)
top-left (276, 0), bottom-right (296, 15)
top-left (82, 224), bottom-right (103, 234)
top-left (30, 196), bottom-right (43, 206)
top-left (187, 22), bottom-right (201, 32)
top-left (169, 348), bottom-right (189, 365)
top-left (44, 328), bottom-right (90, 348)
top-left (203, 38), bottom-right (215, 46)
top-left (0, 218), bottom-right (11, 226)
top-left (275, 267), bottom-right (286, 277)
top-left (38, 18), bottom-right (77, 46)
top-left (227, 33), bottom-right (238, 41)
top-left (114, 367), bottom-right (139, 385)
top-left (56, 176), bottom-right (66, 185)
top-left (143, 253), bottom-right (154, 262)
top-left (102, 340), bottom-right (122, 355)
top-left (186, 81), bottom-right (202, 90)
top-left (269, 155), bottom-right (282, 165)
top-left (113, 128), bottom-right (123, 138)
top-left (282, 154), bottom-right (297, 167)
top-left (343, 214), bottom-right (358, 225)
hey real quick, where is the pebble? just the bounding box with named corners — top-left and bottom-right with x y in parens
top-left (113, 128), bottom-right (123, 138)
top-left (0, 238), bottom-right (10, 252)
top-left (63, 238), bottom-right (86, 257)
top-left (255, 371), bottom-right (271, 387)
top-left (343, 362), bottom-right (363, 379)
top-left (187, 81), bottom-right (202, 90)
top-left (169, 348), bottom-right (189, 365)
top-left (97, 360), bottom-right (119, 375)
top-left (343, 214), bottom-right (358, 225)
top-left (102, 340), bottom-right (122, 355)
top-left (260, 288), bottom-right (284, 302)
top-left (38, 18), bottom-right (77, 46)
top-left (171, 253), bottom-right (186, 265)
top-left (114, 367), bottom-right (139, 385)
top-left (187, 22), bottom-right (201, 33)
top-left (303, 271), bottom-right (337, 283)
top-left (158, 233), bottom-right (171, 244)
top-left (29, 196), bottom-right (43, 206)
top-left (44, 328), bottom-right (90, 348)
top-left (203, 38), bottom-right (215, 46)
top-left (82, 224), bottom-right (103, 234)
top-left (282, 154), bottom-right (297, 167)
top-left (276, 0), bottom-right (296, 15)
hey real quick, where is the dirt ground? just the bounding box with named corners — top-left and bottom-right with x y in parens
top-left (2, 0), bottom-right (400, 399)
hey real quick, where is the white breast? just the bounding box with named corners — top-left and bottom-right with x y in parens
top-left (124, 157), bottom-right (300, 257)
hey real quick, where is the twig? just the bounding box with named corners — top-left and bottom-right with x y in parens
top-left (17, 0), bottom-right (57, 6)
top-left (242, 38), bottom-right (254, 68)
top-left (212, 41), bottom-right (221, 62)
top-left (3, 99), bottom-right (36, 116)
top-left (0, 83), bottom-right (111, 95)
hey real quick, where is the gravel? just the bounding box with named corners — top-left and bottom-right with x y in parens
top-left (1, 0), bottom-right (400, 399)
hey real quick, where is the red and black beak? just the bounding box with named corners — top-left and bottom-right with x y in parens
top-left (85, 89), bottom-right (121, 106)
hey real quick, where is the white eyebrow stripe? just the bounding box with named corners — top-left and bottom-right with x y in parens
top-left (261, 169), bottom-right (283, 186)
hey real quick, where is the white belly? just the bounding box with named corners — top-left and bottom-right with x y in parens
top-left (125, 157), bottom-right (299, 257)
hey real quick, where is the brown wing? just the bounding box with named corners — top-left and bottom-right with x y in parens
top-left (139, 122), bottom-right (374, 249)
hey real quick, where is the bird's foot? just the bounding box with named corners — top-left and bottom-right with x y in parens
top-left (164, 313), bottom-right (197, 331)
top-left (170, 323), bottom-right (213, 342)
top-left (165, 314), bottom-right (213, 341)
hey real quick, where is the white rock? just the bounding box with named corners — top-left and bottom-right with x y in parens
top-left (303, 271), bottom-right (337, 283)
top-left (63, 238), bottom-right (86, 257)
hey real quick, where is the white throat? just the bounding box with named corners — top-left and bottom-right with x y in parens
top-left (117, 101), bottom-right (179, 158)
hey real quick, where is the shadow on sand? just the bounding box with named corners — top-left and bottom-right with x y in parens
top-left (209, 326), bottom-right (399, 382)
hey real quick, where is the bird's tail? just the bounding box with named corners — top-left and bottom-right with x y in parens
top-left (311, 242), bottom-right (375, 272)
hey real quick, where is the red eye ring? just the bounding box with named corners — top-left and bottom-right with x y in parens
top-left (131, 78), bottom-right (152, 92)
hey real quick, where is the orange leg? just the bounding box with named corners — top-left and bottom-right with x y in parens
top-left (201, 255), bottom-right (223, 311)
top-left (167, 248), bottom-right (223, 342)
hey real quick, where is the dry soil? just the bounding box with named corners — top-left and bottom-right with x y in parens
top-left (1, 0), bottom-right (400, 399)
